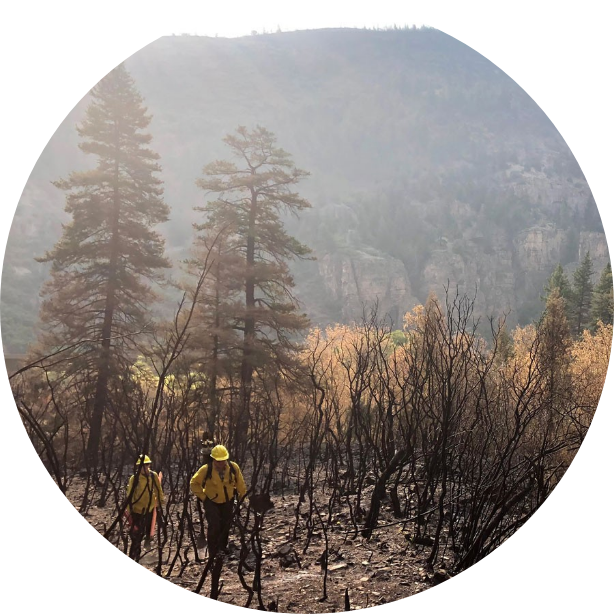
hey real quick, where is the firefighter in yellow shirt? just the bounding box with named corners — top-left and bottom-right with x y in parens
top-left (126, 454), bottom-right (164, 560)
top-left (190, 445), bottom-right (246, 557)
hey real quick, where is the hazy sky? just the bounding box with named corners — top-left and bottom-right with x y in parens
top-left (168, 0), bottom-right (427, 38)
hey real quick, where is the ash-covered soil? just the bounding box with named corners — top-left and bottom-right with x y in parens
top-left (75, 480), bottom-right (452, 612)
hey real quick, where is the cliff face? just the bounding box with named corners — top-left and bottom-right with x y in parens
top-left (317, 250), bottom-right (417, 326)
top-left (423, 237), bottom-right (516, 319)
top-left (579, 232), bottom-right (610, 270)
top-left (515, 225), bottom-right (567, 273)
top-left (309, 223), bottom-right (608, 331)
top-left (2, 28), bottom-right (609, 351)
top-left (507, 166), bottom-right (592, 215)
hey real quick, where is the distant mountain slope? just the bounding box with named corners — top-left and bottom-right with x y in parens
top-left (1, 27), bottom-right (607, 353)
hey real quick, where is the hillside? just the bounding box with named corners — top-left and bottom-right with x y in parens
top-left (1, 27), bottom-right (608, 353)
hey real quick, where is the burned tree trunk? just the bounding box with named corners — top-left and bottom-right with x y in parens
top-left (362, 449), bottom-right (408, 538)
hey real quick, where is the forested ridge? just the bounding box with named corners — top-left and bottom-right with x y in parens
top-left (2, 27), bottom-right (608, 353)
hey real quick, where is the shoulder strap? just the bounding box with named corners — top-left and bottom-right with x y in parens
top-left (204, 461), bottom-right (236, 484)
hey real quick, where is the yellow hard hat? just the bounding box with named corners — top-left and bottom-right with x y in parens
top-left (136, 454), bottom-right (152, 465)
top-left (210, 445), bottom-right (229, 461)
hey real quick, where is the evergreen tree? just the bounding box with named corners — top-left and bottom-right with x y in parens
top-left (539, 289), bottom-right (572, 360)
top-left (493, 321), bottom-right (514, 367)
top-left (185, 228), bottom-right (243, 435)
top-left (542, 263), bottom-right (572, 304)
top-left (590, 262), bottom-right (613, 328)
top-left (538, 288), bottom-right (572, 438)
top-left (195, 126), bottom-right (311, 451)
top-left (37, 64), bottom-right (170, 470)
top-left (569, 252), bottom-right (594, 336)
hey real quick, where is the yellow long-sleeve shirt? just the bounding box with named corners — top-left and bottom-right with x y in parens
top-left (190, 461), bottom-right (246, 504)
top-left (127, 471), bottom-right (164, 514)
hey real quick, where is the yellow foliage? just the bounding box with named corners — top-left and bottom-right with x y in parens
top-left (571, 322), bottom-right (613, 411)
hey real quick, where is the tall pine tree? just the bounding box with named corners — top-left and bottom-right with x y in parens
top-left (185, 227), bottom-right (243, 436)
top-left (537, 288), bottom-right (573, 467)
top-left (37, 64), bottom-right (170, 470)
top-left (195, 126), bottom-right (311, 453)
top-left (590, 262), bottom-right (613, 328)
top-left (569, 252), bottom-right (594, 336)
top-left (542, 262), bottom-right (573, 322)
top-left (542, 263), bottom-right (572, 304)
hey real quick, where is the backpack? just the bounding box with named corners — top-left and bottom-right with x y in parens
top-left (200, 436), bottom-right (215, 463)
top-left (203, 460), bottom-right (238, 504)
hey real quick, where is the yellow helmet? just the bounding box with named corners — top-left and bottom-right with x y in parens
top-left (136, 454), bottom-right (152, 465)
top-left (210, 445), bottom-right (229, 461)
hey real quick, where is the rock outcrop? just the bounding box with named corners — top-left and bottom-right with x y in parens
top-left (316, 249), bottom-right (417, 327)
